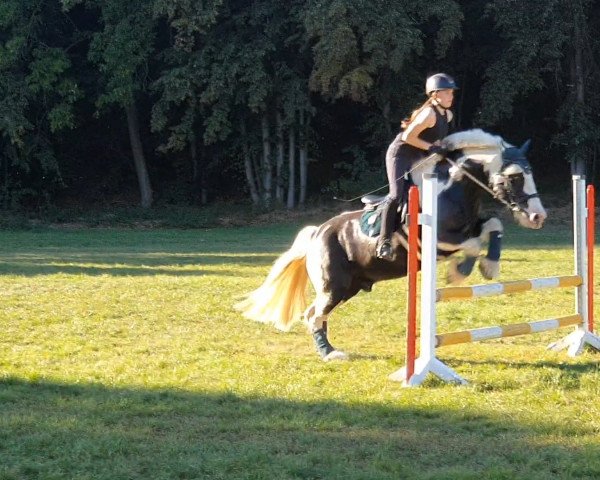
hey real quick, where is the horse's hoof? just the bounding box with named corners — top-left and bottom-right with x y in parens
top-left (323, 350), bottom-right (349, 362)
top-left (479, 257), bottom-right (500, 279)
top-left (446, 259), bottom-right (467, 285)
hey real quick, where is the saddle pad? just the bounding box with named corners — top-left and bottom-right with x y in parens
top-left (359, 209), bottom-right (382, 238)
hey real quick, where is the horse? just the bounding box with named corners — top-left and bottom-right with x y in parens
top-left (235, 129), bottom-right (547, 361)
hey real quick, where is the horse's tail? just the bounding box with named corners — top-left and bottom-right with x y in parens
top-left (234, 225), bottom-right (317, 331)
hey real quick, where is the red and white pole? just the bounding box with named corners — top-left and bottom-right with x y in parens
top-left (587, 185), bottom-right (595, 333)
top-left (405, 186), bottom-right (419, 383)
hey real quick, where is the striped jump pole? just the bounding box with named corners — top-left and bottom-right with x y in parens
top-left (390, 174), bottom-right (600, 387)
top-left (437, 275), bottom-right (582, 301)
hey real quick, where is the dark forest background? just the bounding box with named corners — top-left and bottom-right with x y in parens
top-left (1, 0), bottom-right (599, 212)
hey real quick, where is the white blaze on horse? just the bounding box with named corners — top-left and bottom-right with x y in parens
top-left (235, 129), bottom-right (547, 361)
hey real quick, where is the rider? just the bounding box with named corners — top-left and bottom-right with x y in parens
top-left (376, 72), bottom-right (458, 260)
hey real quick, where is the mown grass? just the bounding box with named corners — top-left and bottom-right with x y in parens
top-left (1, 208), bottom-right (599, 479)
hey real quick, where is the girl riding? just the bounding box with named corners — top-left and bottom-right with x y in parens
top-left (377, 73), bottom-right (458, 260)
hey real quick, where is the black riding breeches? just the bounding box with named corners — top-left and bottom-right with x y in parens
top-left (386, 154), bottom-right (414, 203)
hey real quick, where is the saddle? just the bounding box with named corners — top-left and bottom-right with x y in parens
top-left (359, 194), bottom-right (407, 238)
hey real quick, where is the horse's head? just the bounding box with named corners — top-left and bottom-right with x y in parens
top-left (442, 130), bottom-right (547, 229)
top-left (492, 140), bottom-right (547, 229)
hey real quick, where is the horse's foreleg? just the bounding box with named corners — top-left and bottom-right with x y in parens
top-left (478, 217), bottom-right (503, 279)
top-left (447, 255), bottom-right (478, 285)
top-left (445, 218), bottom-right (503, 284)
top-left (444, 237), bottom-right (481, 285)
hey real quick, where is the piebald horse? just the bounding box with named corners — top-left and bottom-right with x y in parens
top-left (235, 129), bottom-right (547, 360)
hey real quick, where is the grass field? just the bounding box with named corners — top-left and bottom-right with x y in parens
top-left (1, 209), bottom-right (600, 479)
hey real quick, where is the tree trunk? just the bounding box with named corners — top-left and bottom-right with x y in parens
top-left (191, 134), bottom-right (198, 184)
top-left (382, 99), bottom-right (392, 140)
top-left (299, 110), bottom-right (308, 206)
top-left (572, 6), bottom-right (586, 176)
top-left (200, 149), bottom-right (208, 205)
top-left (241, 119), bottom-right (261, 205)
top-left (275, 111), bottom-right (285, 203)
top-left (125, 101), bottom-right (152, 208)
top-left (191, 137), bottom-right (208, 205)
top-left (190, 134), bottom-right (200, 205)
top-left (287, 120), bottom-right (296, 210)
top-left (262, 115), bottom-right (272, 206)
top-left (2, 153), bottom-right (8, 209)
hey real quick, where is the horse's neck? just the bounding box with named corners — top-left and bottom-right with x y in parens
top-left (409, 160), bottom-right (436, 192)
top-left (411, 148), bottom-right (502, 198)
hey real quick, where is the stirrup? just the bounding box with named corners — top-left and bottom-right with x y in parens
top-left (377, 241), bottom-right (394, 260)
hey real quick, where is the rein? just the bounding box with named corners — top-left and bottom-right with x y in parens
top-left (332, 153), bottom-right (440, 203)
top-left (334, 148), bottom-right (535, 217)
top-left (444, 157), bottom-right (534, 215)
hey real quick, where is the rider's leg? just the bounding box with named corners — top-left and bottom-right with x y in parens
top-left (376, 197), bottom-right (400, 260)
top-left (377, 154), bottom-right (410, 260)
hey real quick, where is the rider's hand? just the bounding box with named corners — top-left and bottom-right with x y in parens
top-left (427, 144), bottom-right (447, 156)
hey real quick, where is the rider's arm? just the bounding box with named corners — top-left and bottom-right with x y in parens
top-left (401, 107), bottom-right (437, 151)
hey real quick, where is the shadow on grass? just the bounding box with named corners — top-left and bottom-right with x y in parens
top-left (0, 218), bottom-right (578, 278)
top-left (1, 377), bottom-right (599, 480)
top-left (0, 253), bottom-right (279, 277)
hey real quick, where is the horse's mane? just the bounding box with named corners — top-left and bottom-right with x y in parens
top-left (443, 129), bottom-right (504, 152)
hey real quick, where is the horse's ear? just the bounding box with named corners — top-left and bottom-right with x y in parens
top-left (520, 139), bottom-right (531, 155)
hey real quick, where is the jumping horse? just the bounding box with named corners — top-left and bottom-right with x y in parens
top-left (235, 129), bottom-right (547, 360)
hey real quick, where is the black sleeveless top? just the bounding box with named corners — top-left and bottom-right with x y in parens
top-left (386, 107), bottom-right (450, 163)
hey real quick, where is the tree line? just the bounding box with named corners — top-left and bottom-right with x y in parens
top-left (1, 0), bottom-right (598, 209)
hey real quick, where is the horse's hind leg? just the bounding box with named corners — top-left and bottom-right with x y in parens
top-left (304, 293), bottom-right (349, 361)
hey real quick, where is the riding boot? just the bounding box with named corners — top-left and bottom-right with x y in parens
top-left (376, 197), bottom-right (400, 260)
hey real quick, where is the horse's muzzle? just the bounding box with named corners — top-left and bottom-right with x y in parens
top-left (514, 210), bottom-right (546, 229)
top-left (528, 211), bottom-right (546, 229)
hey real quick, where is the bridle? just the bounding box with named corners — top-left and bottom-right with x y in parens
top-left (493, 148), bottom-right (540, 212)
top-left (444, 148), bottom-right (537, 216)
top-left (493, 167), bottom-right (539, 212)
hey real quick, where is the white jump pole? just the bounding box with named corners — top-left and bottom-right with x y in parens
top-left (548, 175), bottom-right (600, 355)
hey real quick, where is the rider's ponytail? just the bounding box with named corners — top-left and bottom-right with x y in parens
top-left (401, 97), bottom-right (434, 130)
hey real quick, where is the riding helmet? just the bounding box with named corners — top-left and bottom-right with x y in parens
top-left (425, 73), bottom-right (458, 96)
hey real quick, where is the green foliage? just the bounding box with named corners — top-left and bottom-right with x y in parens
top-left (87, 0), bottom-right (156, 109)
top-left (478, 0), bottom-right (566, 125)
top-left (305, 0), bottom-right (462, 102)
top-left (477, 0), bottom-right (600, 177)
top-left (0, 0), bottom-right (82, 207)
top-left (1, 0), bottom-right (600, 208)
top-left (326, 144), bottom-right (386, 198)
top-left (27, 47), bottom-right (81, 131)
top-left (153, 0), bottom-right (223, 52)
